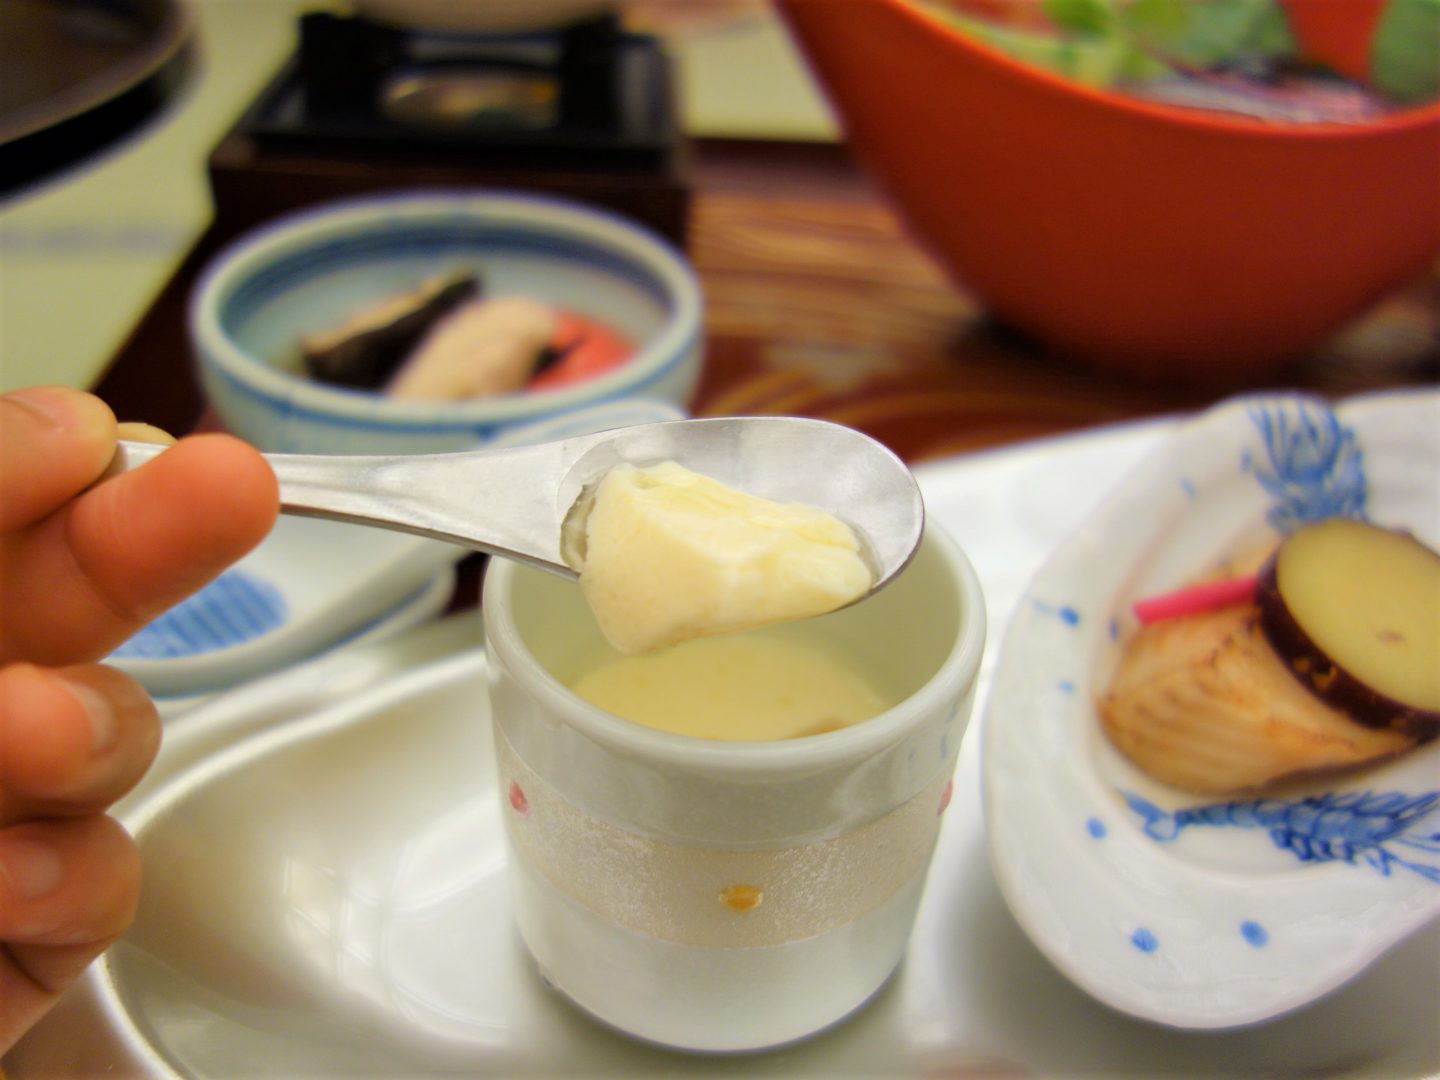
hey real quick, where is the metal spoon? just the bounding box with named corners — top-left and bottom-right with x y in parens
top-left (115, 416), bottom-right (924, 593)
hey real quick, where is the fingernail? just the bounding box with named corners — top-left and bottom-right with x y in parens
top-left (59, 675), bottom-right (119, 754)
top-left (0, 837), bottom-right (65, 900)
top-left (114, 421), bottom-right (176, 447)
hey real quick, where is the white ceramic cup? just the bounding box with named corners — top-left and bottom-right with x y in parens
top-left (482, 526), bottom-right (986, 1052)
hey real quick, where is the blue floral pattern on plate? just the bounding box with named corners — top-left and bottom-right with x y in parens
top-left (1124, 790), bottom-right (1440, 885)
top-left (1244, 398), bottom-right (1368, 532)
top-left (982, 389), bottom-right (1440, 1030)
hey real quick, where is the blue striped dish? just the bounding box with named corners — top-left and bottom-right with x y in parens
top-left (190, 191), bottom-right (703, 454)
top-left (112, 571), bottom-right (287, 660)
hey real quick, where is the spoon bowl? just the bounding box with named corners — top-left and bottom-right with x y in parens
top-left (116, 417), bottom-right (924, 597)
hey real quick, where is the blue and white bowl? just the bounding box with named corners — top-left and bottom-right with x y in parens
top-left (190, 191), bottom-right (702, 454)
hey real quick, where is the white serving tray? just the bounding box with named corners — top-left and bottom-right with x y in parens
top-left (7, 393), bottom-right (1437, 1078)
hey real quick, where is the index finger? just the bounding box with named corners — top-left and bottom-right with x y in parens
top-left (0, 388), bottom-right (118, 532)
top-left (1, 434), bottom-right (279, 665)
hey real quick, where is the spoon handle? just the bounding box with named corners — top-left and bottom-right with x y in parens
top-left (113, 439), bottom-right (576, 576)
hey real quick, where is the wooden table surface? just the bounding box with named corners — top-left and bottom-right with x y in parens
top-left (95, 138), bottom-right (1440, 465)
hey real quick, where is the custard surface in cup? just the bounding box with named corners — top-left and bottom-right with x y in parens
top-left (567, 623), bottom-right (892, 741)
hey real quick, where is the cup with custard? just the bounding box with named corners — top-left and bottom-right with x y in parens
top-left (482, 462), bottom-right (985, 1052)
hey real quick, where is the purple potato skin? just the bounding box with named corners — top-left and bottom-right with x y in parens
top-left (1255, 542), bottom-right (1439, 742)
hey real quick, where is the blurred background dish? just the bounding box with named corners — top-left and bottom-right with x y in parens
top-left (776, 0), bottom-right (1440, 383)
top-left (189, 189), bottom-right (702, 453)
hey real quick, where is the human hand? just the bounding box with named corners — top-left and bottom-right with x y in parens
top-left (0, 386), bottom-right (278, 1052)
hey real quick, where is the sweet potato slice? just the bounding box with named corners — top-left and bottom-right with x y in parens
top-left (1257, 518), bottom-right (1440, 739)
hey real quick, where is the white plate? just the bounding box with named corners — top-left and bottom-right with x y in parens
top-left (9, 399), bottom-right (1440, 1077)
top-left (982, 388), bottom-right (1440, 1030)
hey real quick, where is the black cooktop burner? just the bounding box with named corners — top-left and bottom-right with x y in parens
top-left (233, 12), bottom-right (680, 170)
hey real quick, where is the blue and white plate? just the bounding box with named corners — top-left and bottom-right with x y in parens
top-left (108, 518), bottom-right (463, 700)
top-left (107, 398), bottom-right (687, 702)
top-left (982, 388), bottom-right (1440, 1029)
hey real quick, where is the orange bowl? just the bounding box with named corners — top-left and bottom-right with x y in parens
top-left (778, 0), bottom-right (1440, 382)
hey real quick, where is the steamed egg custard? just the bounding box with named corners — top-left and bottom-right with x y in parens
top-left (571, 461), bottom-right (875, 656)
top-left (563, 459), bottom-right (888, 741)
top-left (569, 624), bottom-right (893, 741)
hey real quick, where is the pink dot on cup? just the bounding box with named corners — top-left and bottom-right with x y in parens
top-left (938, 779), bottom-right (953, 815)
top-left (509, 780), bottom-right (529, 814)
